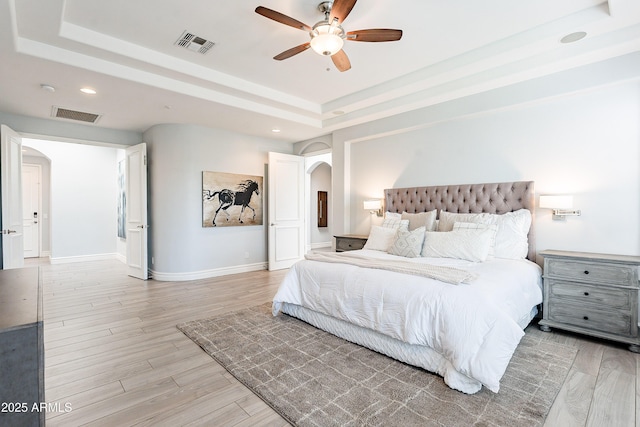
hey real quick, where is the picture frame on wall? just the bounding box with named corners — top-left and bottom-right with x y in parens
top-left (117, 159), bottom-right (126, 238)
top-left (202, 171), bottom-right (263, 227)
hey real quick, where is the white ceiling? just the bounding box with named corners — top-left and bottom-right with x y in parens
top-left (0, 0), bottom-right (639, 142)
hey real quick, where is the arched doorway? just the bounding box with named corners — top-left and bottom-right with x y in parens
top-left (305, 152), bottom-right (332, 252)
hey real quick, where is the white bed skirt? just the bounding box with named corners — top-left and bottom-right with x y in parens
top-left (278, 302), bottom-right (537, 394)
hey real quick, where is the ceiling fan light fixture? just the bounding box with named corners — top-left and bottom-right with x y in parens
top-left (310, 22), bottom-right (345, 56)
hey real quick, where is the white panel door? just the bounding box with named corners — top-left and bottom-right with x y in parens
top-left (22, 164), bottom-right (40, 258)
top-left (126, 143), bottom-right (148, 279)
top-left (268, 152), bottom-right (305, 270)
top-left (1, 125), bottom-right (24, 269)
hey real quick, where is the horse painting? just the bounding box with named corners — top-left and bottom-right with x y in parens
top-left (203, 179), bottom-right (261, 226)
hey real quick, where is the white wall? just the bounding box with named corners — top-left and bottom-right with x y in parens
top-left (343, 80), bottom-right (639, 258)
top-left (22, 138), bottom-right (122, 261)
top-left (143, 123), bottom-right (293, 280)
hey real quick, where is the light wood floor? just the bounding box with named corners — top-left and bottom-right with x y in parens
top-left (29, 258), bottom-right (639, 426)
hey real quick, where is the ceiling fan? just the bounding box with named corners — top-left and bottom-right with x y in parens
top-left (255, 0), bottom-right (403, 72)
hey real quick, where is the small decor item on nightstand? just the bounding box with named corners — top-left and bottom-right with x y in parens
top-left (334, 234), bottom-right (368, 252)
top-left (539, 250), bottom-right (640, 352)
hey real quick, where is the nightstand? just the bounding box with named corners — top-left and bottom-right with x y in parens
top-left (539, 250), bottom-right (640, 352)
top-left (334, 234), bottom-right (368, 252)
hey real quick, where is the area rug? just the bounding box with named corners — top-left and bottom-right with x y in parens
top-left (178, 304), bottom-right (576, 426)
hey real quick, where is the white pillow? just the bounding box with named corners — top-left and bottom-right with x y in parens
top-left (388, 227), bottom-right (426, 258)
top-left (453, 222), bottom-right (498, 257)
top-left (438, 209), bottom-right (531, 259)
top-left (381, 217), bottom-right (409, 232)
top-left (363, 226), bottom-right (398, 252)
top-left (437, 211), bottom-right (494, 231)
top-left (401, 210), bottom-right (437, 231)
top-left (385, 211), bottom-right (402, 220)
top-left (492, 209), bottom-right (531, 259)
top-left (421, 228), bottom-right (493, 262)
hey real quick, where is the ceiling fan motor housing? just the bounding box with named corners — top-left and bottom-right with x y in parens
top-left (317, 1), bottom-right (333, 15)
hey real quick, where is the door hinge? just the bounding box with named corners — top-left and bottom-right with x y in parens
top-left (144, 155), bottom-right (147, 166)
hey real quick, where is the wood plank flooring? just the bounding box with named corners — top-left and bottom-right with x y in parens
top-left (27, 258), bottom-right (639, 426)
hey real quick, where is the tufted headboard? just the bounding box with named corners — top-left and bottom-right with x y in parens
top-left (384, 181), bottom-right (535, 261)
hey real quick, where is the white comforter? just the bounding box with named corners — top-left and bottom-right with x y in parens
top-left (272, 249), bottom-right (543, 393)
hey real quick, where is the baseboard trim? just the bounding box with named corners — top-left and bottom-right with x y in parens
top-left (310, 242), bottom-right (332, 249)
top-left (150, 262), bottom-right (268, 282)
top-left (50, 253), bottom-right (119, 264)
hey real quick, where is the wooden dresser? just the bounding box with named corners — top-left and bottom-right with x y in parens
top-left (0, 267), bottom-right (44, 426)
top-left (539, 250), bottom-right (640, 352)
top-left (334, 234), bottom-right (368, 252)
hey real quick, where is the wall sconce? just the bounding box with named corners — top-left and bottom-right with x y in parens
top-left (539, 195), bottom-right (581, 220)
top-left (363, 199), bottom-right (383, 217)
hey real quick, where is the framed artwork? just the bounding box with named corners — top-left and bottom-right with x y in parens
top-left (117, 159), bottom-right (126, 238)
top-left (317, 191), bottom-right (327, 227)
top-left (202, 171), bottom-right (263, 227)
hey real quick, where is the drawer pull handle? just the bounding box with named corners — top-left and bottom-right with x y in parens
top-left (584, 270), bottom-right (590, 275)
top-left (584, 292), bottom-right (589, 296)
top-left (583, 316), bottom-right (589, 320)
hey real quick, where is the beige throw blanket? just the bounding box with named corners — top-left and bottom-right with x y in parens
top-left (304, 252), bottom-right (478, 285)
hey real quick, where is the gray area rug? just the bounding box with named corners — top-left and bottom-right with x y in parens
top-left (178, 304), bottom-right (576, 426)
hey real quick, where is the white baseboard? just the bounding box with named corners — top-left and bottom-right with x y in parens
top-left (150, 262), bottom-right (268, 282)
top-left (50, 253), bottom-right (119, 264)
top-left (310, 242), bottom-right (331, 249)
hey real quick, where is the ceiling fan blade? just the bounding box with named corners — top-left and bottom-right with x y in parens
top-left (329, 0), bottom-right (357, 24)
top-left (255, 6), bottom-right (312, 32)
top-left (331, 49), bottom-right (351, 72)
top-left (274, 42), bottom-right (311, 61)
top-left (346, 29), bottom-right (403, 42)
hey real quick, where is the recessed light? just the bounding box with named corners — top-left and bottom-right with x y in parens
top-left (40, 84), bottom-right (55, 93)
top-left (560, 31), bottom-right (587, 44)
top-left (332, 110), bottom-right (345, 115)
top-left (271, 128), bottom-right (281, 133)
top-left (80, 87), bottom-right (97, 94)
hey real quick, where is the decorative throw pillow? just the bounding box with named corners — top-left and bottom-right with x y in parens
top-left (385, 211), bottom-right (402, 220)
top-left (401, 210), bottom-right (437, 231)
top-left (381, 218), bottom-right (409, 232)
top-left (421, 228), bottom-right (493, 262)
top-left (437, 211), bottom-right (493, 232)
top-left (388, 226), bottom-right (426, 258)
top-left (453, 222), bottom-right (498, 257)
top-left (363, 226), bottom-right (398, 252)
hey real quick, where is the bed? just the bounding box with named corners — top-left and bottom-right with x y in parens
top-left (272, 181), bottom-right (542, 394)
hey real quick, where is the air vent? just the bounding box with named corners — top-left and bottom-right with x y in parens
top-left (51, 106), bottom-right (101, 123)
top-left (175, 30), bottom-right (214, 54)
